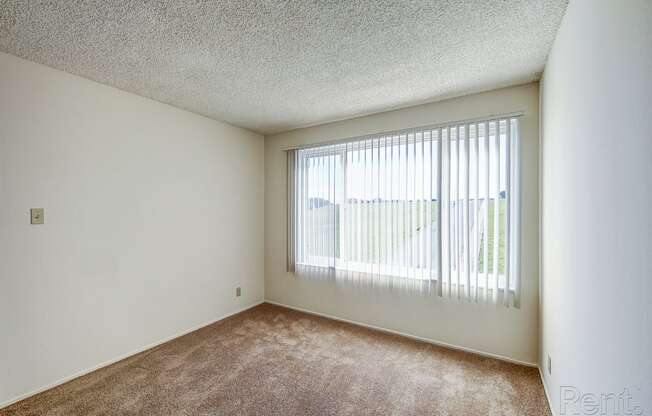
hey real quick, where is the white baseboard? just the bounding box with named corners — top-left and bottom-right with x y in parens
top-left (0, 300), bottom-right (264, 410)
top-left (538, 365), bottom-right (556, 416)
top-left (264, 299), bottom-right (538, 368)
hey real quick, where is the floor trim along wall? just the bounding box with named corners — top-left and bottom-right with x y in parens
top-left (0, 300), bottom-right (265, 410)
top-left (264, 300), bottom-right (538, 368)
top-left (538, 366), bottom-right (556, 416)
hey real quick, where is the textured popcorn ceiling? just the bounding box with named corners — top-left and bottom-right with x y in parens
top-left (0, 1), bottom-right (567, 134)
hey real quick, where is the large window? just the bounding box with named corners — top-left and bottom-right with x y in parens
top-left (287, 116), bottom-right (521, 306)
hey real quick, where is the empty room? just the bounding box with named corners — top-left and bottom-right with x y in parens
top-left (1, 1), bottom-right (650, 415)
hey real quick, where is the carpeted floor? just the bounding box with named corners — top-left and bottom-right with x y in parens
top-left (2, 303), bottom-right (551, 415)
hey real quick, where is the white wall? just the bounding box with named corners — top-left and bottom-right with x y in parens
top-left (265, 83), bottom-right (541, 364)
top-left (540, 1), bottom-right (651, 414)
top-left (0, 52), bottom-right (264, 406)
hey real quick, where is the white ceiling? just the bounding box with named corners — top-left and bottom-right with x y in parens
top-left (0, 1), bottom-right (567, 135)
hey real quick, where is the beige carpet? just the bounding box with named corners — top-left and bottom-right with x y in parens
top-left (2, 303), bottom-right (550, 415)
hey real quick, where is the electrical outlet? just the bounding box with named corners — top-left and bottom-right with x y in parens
top-left (236, 287), bottom-right (241, 297)
top-left (547, 355), bottom-right (552, 375)
top-left (30, 208), bottom-right (44, 224)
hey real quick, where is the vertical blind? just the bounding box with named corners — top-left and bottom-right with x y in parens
top-left (287, 115), bottom-right (521, 307)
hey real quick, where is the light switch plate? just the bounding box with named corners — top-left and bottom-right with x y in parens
top-left (30, 208), bottom-right (44, 224)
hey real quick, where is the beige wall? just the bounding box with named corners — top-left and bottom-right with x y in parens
top-left (265, 82), bottom-right (540, 364)
top-left (0, 52), bottom-right (264, 406)
top-left (540, 1), bottom-right (651, 414)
